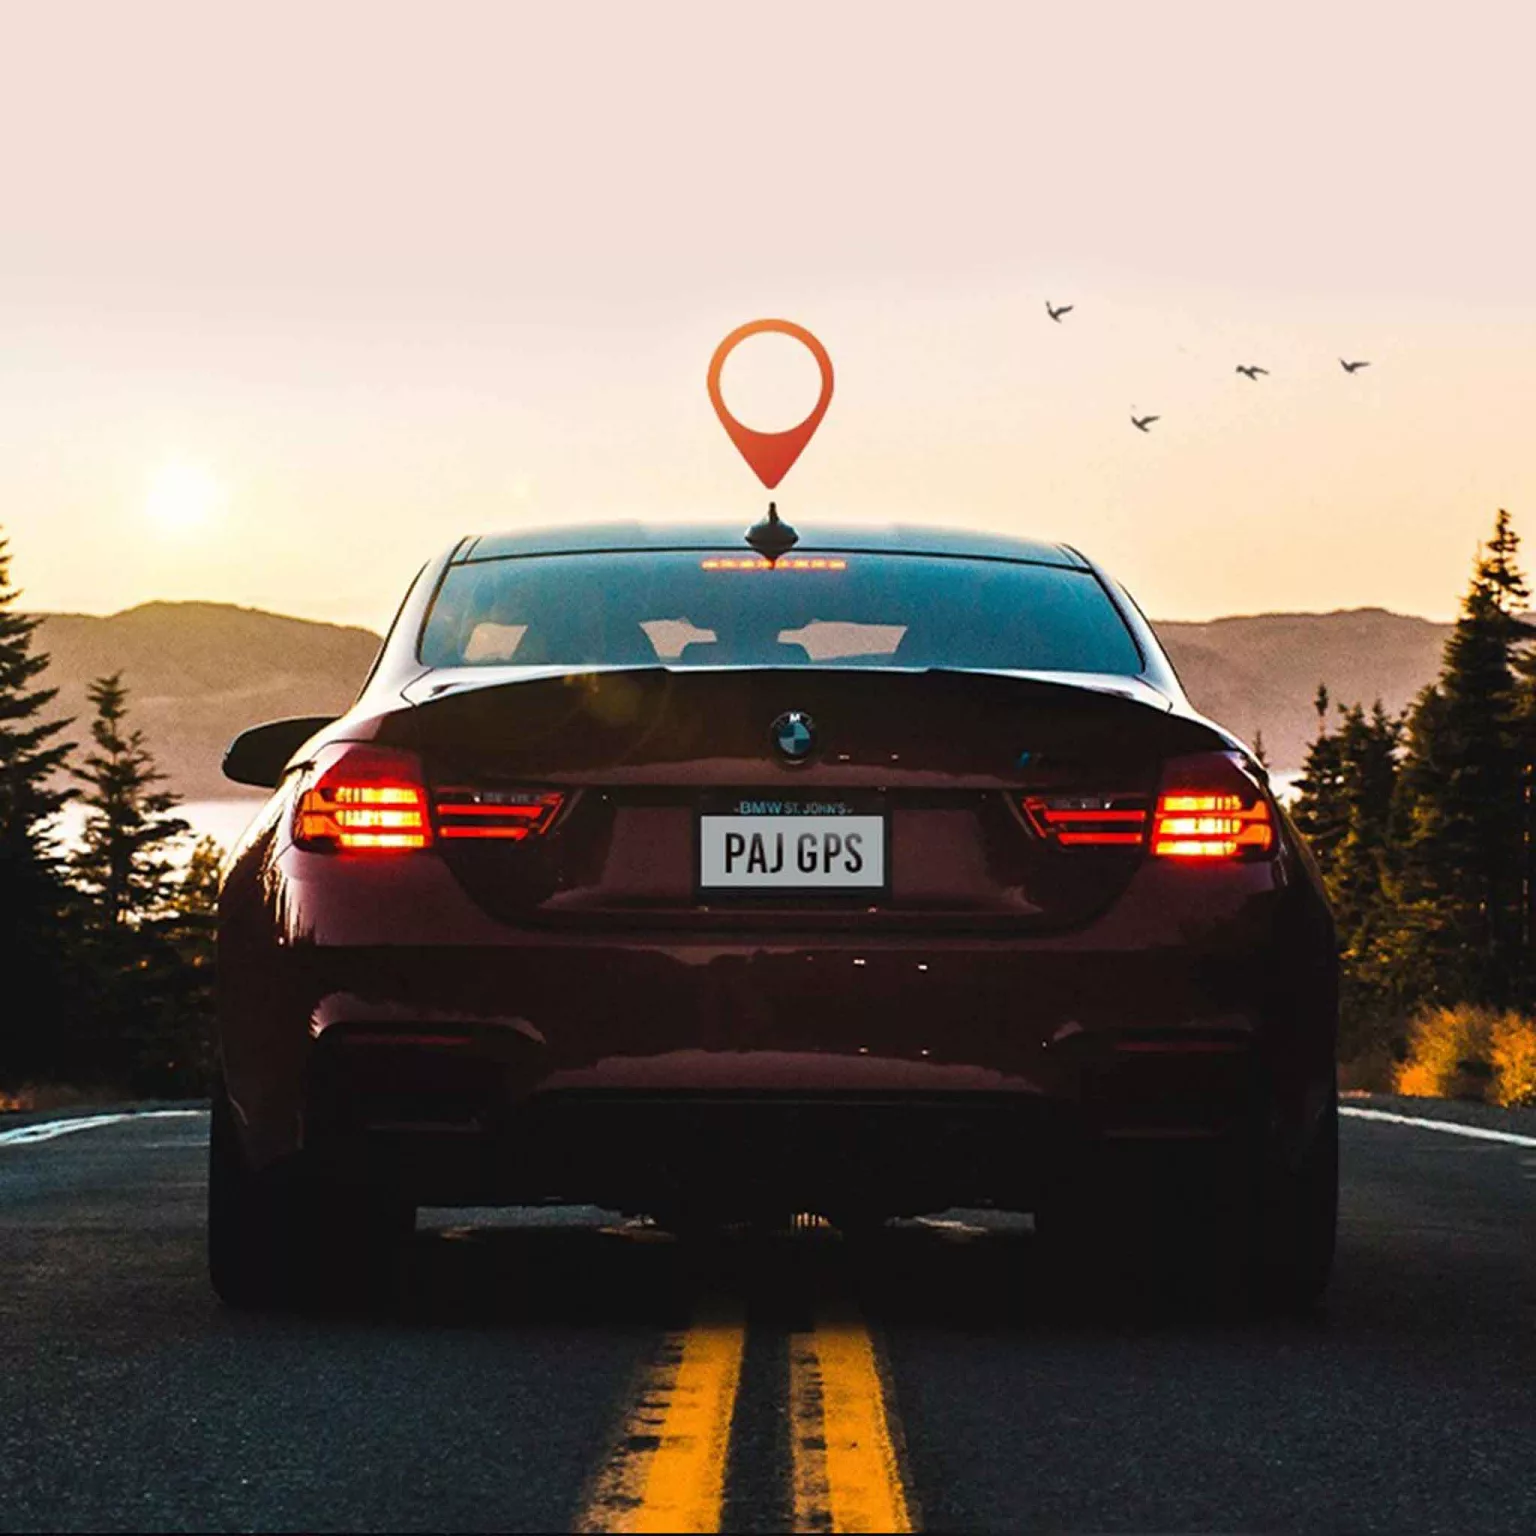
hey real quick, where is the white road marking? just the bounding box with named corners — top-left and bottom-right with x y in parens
top-left (1341, 1105), bottom-right (1536, 1148)
top-left (0, 1109), bottom-right (207, 1147)
top-left (5, 1102), bottom-right (1530, 1160)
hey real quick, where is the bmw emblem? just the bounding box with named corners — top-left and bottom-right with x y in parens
top-left (771, 710), bottom-right (816, 763)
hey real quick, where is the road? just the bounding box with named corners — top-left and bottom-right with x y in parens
top-left (2, 1108), bottom-right (1533, 1533)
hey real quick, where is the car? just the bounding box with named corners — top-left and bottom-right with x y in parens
top-left (210, 518), bottom-right (1338, 1307)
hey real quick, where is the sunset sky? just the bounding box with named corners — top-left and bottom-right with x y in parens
top-left (3, 1), bottom-right (1534, 632)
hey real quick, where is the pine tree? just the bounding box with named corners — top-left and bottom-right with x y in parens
top-left (141, 836), bottom-right (221, 1094)
top-left (1507, 576), bottom-right (1536, 997)
top-left (1330, 702), bottom-right (1401, 930)
top-left (1327, 702), bottom-right (1408, 1049)
top-left (1395, 510), bottom-right (1534, 1006)
top-left (1291, 685), bottom-right (1349, 877)
top-left (1292, 687), bottom-right (1406, 1052)
top-left (0, 530), bottom-right (76, 1078)
top-left (70, 673), bottom-right (191, 1088)
top-left (71, 673), bottom-right (189, 927)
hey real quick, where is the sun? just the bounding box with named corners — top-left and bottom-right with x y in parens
top-left (146, 464), bottom-right (224, 534)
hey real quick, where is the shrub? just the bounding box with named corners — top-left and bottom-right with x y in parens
top-left (1490, 1013), bottom-right (1536, 1108)
top-left (1395, 1004), bottom-right (1496, 1101)
top-left (1395, 1004), bottom-right (1536, 1105)
top-left (1339, 1045), bottom-right (1398, 1094)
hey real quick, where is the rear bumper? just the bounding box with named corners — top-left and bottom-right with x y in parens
top-left (220, 937), bottom-right (1331, 1209)
top-left (218, 840), bottom-right (1337, 1205)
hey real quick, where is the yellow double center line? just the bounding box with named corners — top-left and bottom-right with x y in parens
top-left (790, 1310), bottom-right (914, 1534)
top-left (576, 1300), bottom-right (914, 1533)
top-left (576, 1301), bottom-right (746, 1534)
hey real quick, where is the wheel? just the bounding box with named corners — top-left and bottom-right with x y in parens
top-left (208, 1082), bottom-right (413, 1309)
top-left (1033, 1117), bottom-right (1337, 1312)
top-left (1251, 1087), bottom-right (1338, 1314)
top-left (208, 1083), bottom-right (300, 1307)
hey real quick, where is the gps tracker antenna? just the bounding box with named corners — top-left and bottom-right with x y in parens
top-left (745, 502), bottom-right (799, 562)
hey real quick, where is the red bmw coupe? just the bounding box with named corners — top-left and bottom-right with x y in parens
top-left (211, 520), bottom-right (1337, 1306)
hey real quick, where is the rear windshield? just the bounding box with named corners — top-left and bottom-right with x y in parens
top-left (419, 551), bottom-right (1143, 675)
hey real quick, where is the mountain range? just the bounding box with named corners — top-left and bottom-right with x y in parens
top-left (27, 601), bottom-right (1454, 798)
top-left (1153, 608), bottom-right (1449, 773)
top-left (32, 604), bottom-right (382, 801)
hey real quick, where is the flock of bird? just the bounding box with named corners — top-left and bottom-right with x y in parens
top-left (1044, 300), bottom-right (1371, 432)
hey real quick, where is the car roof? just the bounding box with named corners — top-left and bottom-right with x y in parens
top-left (458, 521), bottom-right (1086, 568)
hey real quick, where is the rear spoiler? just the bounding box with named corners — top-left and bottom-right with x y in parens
top-left (401, 663), bottom-right (1178, 713)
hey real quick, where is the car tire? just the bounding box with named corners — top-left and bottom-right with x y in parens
top-left (208, 1083), bottom-right (413, 1309)
top-left (1251, 1086), bottom-right (1338, 1314)
top-left (1033, 1096), bottom-right (1338, 1314)
top-left (207, 1082), bottom-right (300, 1308)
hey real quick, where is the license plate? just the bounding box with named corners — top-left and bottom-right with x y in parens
top-left (699, 800), bottom-right (886, 893)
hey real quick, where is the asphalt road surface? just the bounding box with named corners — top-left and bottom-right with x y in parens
top-left (3, 1107), bottom-right (1534, 1533)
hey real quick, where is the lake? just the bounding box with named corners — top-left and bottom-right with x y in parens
top-left (52, 798), bottom-right (265, 859)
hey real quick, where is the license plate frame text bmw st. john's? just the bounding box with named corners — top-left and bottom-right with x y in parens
top-left (696, 793), bottom-right (889, 897)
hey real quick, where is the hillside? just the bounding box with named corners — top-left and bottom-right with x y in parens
top-left (25, 601), bottom-right (1455, 796)
top-left (32, 603), bottom-right (382, 800)
top-left (1153, 608), bottom-right (1450, 769)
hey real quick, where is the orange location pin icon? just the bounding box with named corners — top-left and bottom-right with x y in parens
top-left (707, 319), bottom-right (834, 489)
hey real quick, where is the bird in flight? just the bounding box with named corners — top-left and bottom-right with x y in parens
top-left (1340, 358), bottom-right (1371, 373)
top-left (1236, 364), bottom-right (1269, 380)
top-left (1131, 414), bottom-right (1159, 432)
top-left (1046, 301), bottom-right (1074, 322)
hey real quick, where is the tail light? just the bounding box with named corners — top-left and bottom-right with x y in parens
top-left (294, 744), bottom-right (430, 852)
top-left (433, 787), bottom-right (564, 840)
top-left (1022, 795), bottom-right (1149, 847)
top-left (1021, 751), bottom-right (1274, 861)
top-left (1151, 752), bottom-right (1274, 860)
top-left (294, 748), bottom-right (568, 852)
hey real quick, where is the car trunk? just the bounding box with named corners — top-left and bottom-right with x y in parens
top-left (385, 666), bottom-right (1231, 932)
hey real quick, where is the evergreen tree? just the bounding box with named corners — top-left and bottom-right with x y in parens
top-left (1293, 688), bottom-right (1406, 1052)
top-left (0, 530), bottom-right (77, 1078)
top-left (1507, 585), bottom-right (1536, 990)
top-left (141, 836), bottom-right (221, 1094)
top-left (1329, 702), bottom-right (1401, 933)
top-left (1291, 686), bottom-right (1349, 877)
top-left (1328, 702), bottom-right (1409, 1048)
top-left (70, 673), bottom-right (191, 1088)
top-left (1395, 510), bottom-right (1533, 1006)
top-left (71, 673), bottom-right (188, 926)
